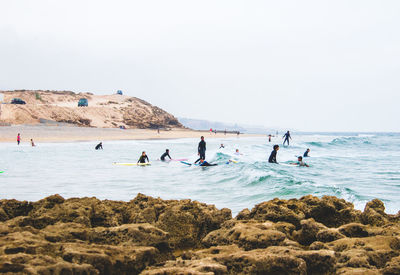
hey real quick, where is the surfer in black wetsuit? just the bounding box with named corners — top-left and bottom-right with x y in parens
top-left (160, 149), bottom-right (171, 161)
top-left (95, 142), bottom-right (103, 150)
top-left (303, 148), bottom-right (310, 157)
top-left (195, 136), bottom-right (206, 163)
top-left (283, 131), bottom-right (291, 146)
top-left (268, 145), bottom-right (279, 163)
top-left (138, 151), bottom-right (149, 163)
top-left (199, 159), bottom-right (217, 166)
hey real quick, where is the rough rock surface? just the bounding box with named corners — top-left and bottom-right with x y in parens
top-left (0, 90), bottom-right (183, 129)
top-left (0, 194), bottom-right (399, 274)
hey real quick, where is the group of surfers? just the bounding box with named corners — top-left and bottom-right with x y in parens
top-left (94, 130), bottom-right (310, 167)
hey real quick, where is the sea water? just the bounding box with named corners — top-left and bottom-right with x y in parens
top-left (0, 133), bottom-right (399, 215)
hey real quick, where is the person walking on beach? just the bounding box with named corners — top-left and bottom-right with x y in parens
top-left (138, 151), bottom-right (150, 164)
top-left (303, 148), bottom-right (310, 157)
top-left (160, 149), bottom-right (171, 161)
top-left (282, 131), bottom-right (291, 146)
top-left (17, 133), bottom-right (21, 145)
top-left (268, 134), bottom-right (272, 142)
top-left (195, 136), bottom-right (206, 164)
top-left (95, 142), bottom-right (103, 150)
top-left (30, 139), bottom-right (36, 147)
top-left (268, 145), bottom-right (279, 163)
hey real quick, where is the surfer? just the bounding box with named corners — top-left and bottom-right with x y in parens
top-left (282, 131), bottom-right (292, 146)
top-left (268, 134), bottom-right (272, 142)
top-left (268, 145), bottom-right (279, 163)
top-left (199, 159), bottom-right (217, 166)
top-left (291, 156), bottom-right (309, 167)
top-left (195, 136), bottom-right (206, 163)
top-left (160, 149), bottom-right (171, 161)
top-left (138, 151), bottom-right (150, 164)
top-left (17, 133), bottom-right (21, 145)
top-left (95, 142), bottom-right (103, 150)
top-left (234, 149), bottom-right (241, 156)
top-left (219, 144), bottom-right (225, 149)
top-left (30, 139), bottom-right (35, 147)
top-left (303, 148), bottom-right (310, 157)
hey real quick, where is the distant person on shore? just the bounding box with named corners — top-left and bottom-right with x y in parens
top-left (237, 131), bottom-right (240, 138)
top-left (209, 128), bottom-right (213, 135)
top-left (160, 149), bottom-right (171, 161)
top-left (30, 139), bottom-right (36, 147)
top-left (268, 145), bottom-right (279, 163)
top-left (268, 134), bottom-right (272, 142)
top-left (17, 133), bottom-right (21, 145)
top-left (303, 148), bottom-right (310, 157)
top-left (219, 144), bottom-right (225, 149)
top-left (291, 156), bottom-right (309, 167)
top-left (282, 131), bottom-right (292, 146)
top-left (195, 136), bottom-right (206, 164)
top-left (199, 159), bottom-right (217, 166)
top-left (224, 129), bottom-right (227, 135)
top-left (138, 151), bottom-right (150, 164)
top-left (95, 142), bottom-right (103, 150)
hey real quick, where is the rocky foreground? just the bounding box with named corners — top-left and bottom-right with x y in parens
top-left (0, 194), bottom-right (399, 274)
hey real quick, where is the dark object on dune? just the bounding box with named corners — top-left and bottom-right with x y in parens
top-left (116, 90), bottom-right (123, 95)
top-left (11, 98), bottom-right (26, 104)
top-left (77, 98), bottom-right (88, 107)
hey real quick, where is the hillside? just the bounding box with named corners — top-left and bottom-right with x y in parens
top-left (0, 90), bottom-right (183, 129)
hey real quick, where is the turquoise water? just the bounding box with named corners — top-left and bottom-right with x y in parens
top-left (1, 133), bottom-right (399, 215)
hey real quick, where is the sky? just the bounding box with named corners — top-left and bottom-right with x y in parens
top-left (0, 0), bottom-right (399, 132)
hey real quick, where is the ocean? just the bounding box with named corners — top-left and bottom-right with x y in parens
top-left (1, 133), bottom-right (399, 215)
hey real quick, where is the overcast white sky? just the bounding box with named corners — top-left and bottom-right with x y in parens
top-left (1, 0), bottom-right (399, 132)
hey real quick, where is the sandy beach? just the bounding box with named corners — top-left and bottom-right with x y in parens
top-left (0, 125), bottom-right (260, 143)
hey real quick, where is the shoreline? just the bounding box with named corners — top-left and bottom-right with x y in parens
top-left (0, 194), bottom-right (399, 274)
top-left (0, 125), bottom-right (263, 143)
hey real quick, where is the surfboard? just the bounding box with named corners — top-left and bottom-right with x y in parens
top-left (180, 161), bottom-right (193, 166)
top-left (113, 162), bottom-right (151, 166)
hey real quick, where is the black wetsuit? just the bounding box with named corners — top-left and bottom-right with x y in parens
top-left (268, 150), bottom-right (278, 163)
top-left (138, 155), bottom-right (149, 163)
top-left (160, 152), bottom-right (171, 161)
top-left (95, 143), bottom-right (103, 150)
top-left (303, 150), bottom-right (309, 157)
top-left (200, 161), bottom-right (217, 166)
top-left (283, 132), bottom-right (291, 146)
top-left (195, 140), bottom-right (206, 163)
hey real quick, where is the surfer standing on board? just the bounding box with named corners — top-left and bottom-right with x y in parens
top-left (283, 131), bottom-right (292, 146)
top-left (195, 136), bottom-right (206, 164)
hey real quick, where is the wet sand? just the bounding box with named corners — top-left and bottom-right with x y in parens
top-left (0, 125), bottom-right (260, 143)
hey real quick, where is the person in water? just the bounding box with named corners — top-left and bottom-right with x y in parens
top-left (95, 142), bottom-right (103, 150)
top-left (282, 131), bottom-right (292, 146)
top-left (291, 156), bottom-right (309, 167)
top-left (138, 151), bottom-right (150, 163)
top-left (195, 136), bottom-right (206, 163)
top-left (234, 149), bottom-right (242, 156)
top-left (268, 145), bottom-right (279, 163)
top-left (199, 159), bottom-right (217, 166)
top-left (17, 133), bottom-right (21, 145)
top-left (268, 134), bottom-right (272, 142)
top-left (219, 144), bottom-right (225, 149)
top-left (303, 148), bottom-right (310, 157)
top-left (160, 149), bottom-right (171, 161)
top-left (30, 139), bottom-right (36, 147)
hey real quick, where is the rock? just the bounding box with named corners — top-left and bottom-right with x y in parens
top-left (202, 220), bottom-right (286, 250)
top-left (362, 199), bottom-right (389, 226)
top-left (316, 228), bottom-right (345, 243)
top-left (338, 223), bottom-right (369, 238)
top-left (293, 218), bottom-right (327, 245)
top-left (1, 194), bottom-right (400, 274)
